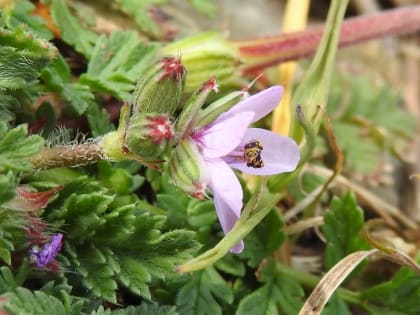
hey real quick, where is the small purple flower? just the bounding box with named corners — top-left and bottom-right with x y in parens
top-left (30, 233), bottom-right (63, 268)
top-left (190, 86), bottom-right (299, 253)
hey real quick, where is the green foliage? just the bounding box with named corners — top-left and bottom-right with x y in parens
top-left (322, 192), bottom-right (369, 268)
top-left (91, 304), bottom-right (178, 315)
top-left (0, 172), bottom-right (18, 205)
top-left (50, 0), bottom-right (98, 58)
top-left (236, 261), bottom-right (304, 315)
top-left (0, 204), bottom-right (27, 265)
top-left (321, 294), bottom-right (351, 315)
top-left (0, 265), bottom-right (28, 294)
top-left (327, 75), bottom-right (416, 174)
top-left (80, 30), bottom-right (160, 100)
top-left (361, 268), bottom-right (420, 315)
top-left (3, 287), bottom-right (84, 315)
top-left (333, 122), bottom-right (381, 173)
top-left (113, 0), bottom-right (215, 38)
top-left (6, 0), bottom-right (53, 40)
top-left (0, 123), bottom-right (44, 173)
top-left (176, 267), bottom-right (233, 315)
top-left (43, 177), bottom-right (199, 303)
top-left (0, 25), bottom-right (55, 90)
top-left (41, 54), bottom-right (95, 114)
top-left (240, 209), bottom-right (285, 268)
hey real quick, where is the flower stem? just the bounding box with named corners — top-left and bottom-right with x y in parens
top-left (29, 140), bottom-right (106, 170)
top-left (236, 5), bottom-right (420, 73)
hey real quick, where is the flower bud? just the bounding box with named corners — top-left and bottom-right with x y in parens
top-left (102, 112), bottom-right (174, 163)
top-left (161, 32), bottom-right (242, 94)
top-left (125, 113), bottom-right (174, 160)
top-left (176, 76), bottom-right (219, 139)
top-left (168, 139), bottom-right (209, 199)
top-left (132, 57), bottom-right (186, 115)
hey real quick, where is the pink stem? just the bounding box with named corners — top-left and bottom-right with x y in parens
top-left (236, 6), bottom-right (420, 73)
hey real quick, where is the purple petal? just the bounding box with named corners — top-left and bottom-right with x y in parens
top-left (226, 128), bottom-right (300, 176)
top-left (31, 233), bottom-right (63, 268)
top-left (194, 111), bottom-right (254, 159)
top-left (207, 159), bottom-right (244, 253)
top-left (217, 86), bottom-right (283, 124)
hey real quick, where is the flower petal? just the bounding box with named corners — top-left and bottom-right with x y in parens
top-left (226, 128), bottom-right (300, 176)
top-left (218, 86), bottom-right (283, 124)
top-left (207, 159), bottom-right (244, 253)
top-left (195, 111), bottom-right (254, 159)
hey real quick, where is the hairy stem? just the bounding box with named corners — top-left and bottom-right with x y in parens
top-left (29, 141), bottom-right (106, 170)
top-left (236, 5), bottom-right (420, 73)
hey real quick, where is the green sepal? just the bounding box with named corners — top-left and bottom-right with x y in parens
top-left (168, 139), bottom-right (208, 198)
top-left (289, 0), bottom-right (349, 143)
top-left (195, 90), bottom-right (246, 128)
top-left (131, 57), bottom-right (186, 115)
top-left (162, 31), bottom-right (242, 94)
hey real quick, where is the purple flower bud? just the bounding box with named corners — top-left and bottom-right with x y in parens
top-left (30, 233), bottom-right (63, 268)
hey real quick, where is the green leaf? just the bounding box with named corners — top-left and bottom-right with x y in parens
top-left (321, 294), bottom-right (351, 315)
top-left (236, 261), bottom-right (304, 315)
top-left (4, 287), bottom-right (80, 315)
top-left (0, 263), bottom-right (29, 295)
top-left (113, 0), bottom-right (165, 38)
top-left (321, 192), bottom-right (369, 269)
top-left (79, 31), bottom-right (160, 100)
top-left (0, 123), bottom-right (44, 173)
top-left (44, 177), bottom-right (199, 302)
top-left (86, 102), bottom-right (114, 137)
top-left (176, 267), bottom-right (233, 315)
top-left (50, 0), bottom-right (97, 57)
top-left (41, 55), bottom-right (95, 114)
top-left (240, 209), bottom-right (285, 268)
top-left (188, 0), bottom-right (216, 17)
top-left (8, 0), bottom-right (53, 40)
top-left (0, 172), bottom-right (18, 205)
top-left (91, 303), bottom-right (178, 315)
top-left (333, 122), bottom-right (380, 173)
top-left (0, 26), bottom-right (56, 90)
top-left (361, 268), bottom-right (420, 315)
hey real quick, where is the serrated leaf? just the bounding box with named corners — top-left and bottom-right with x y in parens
top-left (333, 122), bottom-right (380, 173)
top-left (321, 294), bottom-right (351, 315)
top-left (86, 102), bottom-right (114, 137)
top-left (0, 172), bottom-right (18, 205)
top-left (176, 267), bottom-right (233, 315)
top-left (114, 0), bottom-right (165, 38)
top-left (44, 176), bottom-right (198, 302)
top-left (41, 54), bottom-right (95, 114)
top-left (8, 0), bottom-right (54, 40)
top-left (236, 261), bottom-right (304, 315)
top-left (4, 287), bottom-right (70, 315)
top-left (322, 192), bottom-right (369, 269)
top-left (79, 30), bottom-right (160, 100)
top-left (240, 209), bottom-right (285, 268)
top-left (92, 303), bottom-right (178, 315)
top-left (0, 26), bottom-right (55, 91)
top-left (361, 268), bottom-right (420, 315)
top-left (0, 123), bottom-right (44, 173)
top-left (50, 0), bottom-right (97, 57)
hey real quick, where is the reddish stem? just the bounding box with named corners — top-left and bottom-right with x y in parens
top-left (236, 6), bottom-right (420, 73)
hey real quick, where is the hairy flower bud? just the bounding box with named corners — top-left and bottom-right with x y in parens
top-left (168, 139), bottom-right (209, 199)
top-left (161, 32), bottom-right (242, 94)
top-left (125, 113), bottom-right (174, 159)
top-left (132, 56), bottom-right (186, 115)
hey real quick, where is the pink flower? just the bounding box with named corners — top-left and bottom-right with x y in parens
top-left (190, 86), bottom-right (300, 253)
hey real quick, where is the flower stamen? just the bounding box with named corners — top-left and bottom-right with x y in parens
top-left (244, 139), bottom-right (264, 168)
